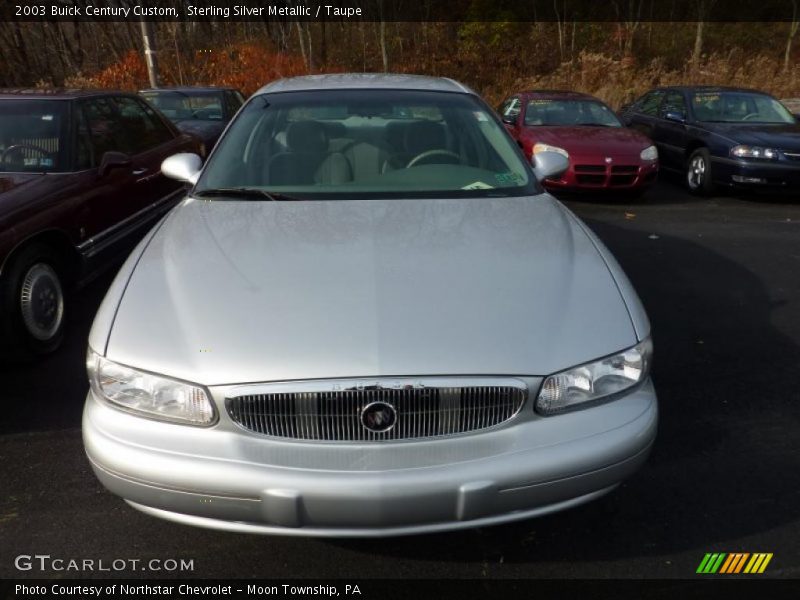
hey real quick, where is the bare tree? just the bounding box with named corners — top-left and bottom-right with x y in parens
top-left (692, 0), bottom-right (717, 70)
top-left (553, 0), bottom-right (566, 63)
top-left (785, 0), bottom-right (799, 72)
top-left (377, 0), bottom-right (389, 72)
top-left (613, 0), bottom-right (645, 57)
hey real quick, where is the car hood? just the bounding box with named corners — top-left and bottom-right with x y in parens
top-left (522, 126), bottom-right (652, 156)
top-left (703, 123), bottom-right (800, 151)
top-left (106, 195), bottom-right (638, 386)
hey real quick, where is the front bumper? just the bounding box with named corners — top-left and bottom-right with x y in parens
top-left (83, 380), bottom-right (658, 537)
top-left (710, 156), bottom-right (800, 188)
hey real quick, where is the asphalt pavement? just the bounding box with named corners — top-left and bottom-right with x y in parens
top-left (2, 178), bottom-right (799, 580)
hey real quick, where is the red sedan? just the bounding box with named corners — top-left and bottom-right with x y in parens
top-left (498, 91), bottom-right (658, 194)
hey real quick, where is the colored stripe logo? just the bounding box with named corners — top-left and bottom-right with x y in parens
top-left (697, 553), bottom-right (773, 574)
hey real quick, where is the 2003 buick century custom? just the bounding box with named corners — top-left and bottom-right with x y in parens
top-left (82, 74), bottom-right (657, 536)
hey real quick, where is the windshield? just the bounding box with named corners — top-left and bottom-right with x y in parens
top-left (195, 89), bottom-right (538, 199)
top-left (524, 99), bottom-right (622, 127)
top-left (142, 91), bottom-right (224, 122)
top-left (690, 92), bottom-right (796, 124)
top-left (0, 100), bottom-right (68, 173)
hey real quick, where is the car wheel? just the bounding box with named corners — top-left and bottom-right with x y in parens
top-left (686, 148), bottom-right (715, 195)
top-left (0, 244), bottom-right (66, 357)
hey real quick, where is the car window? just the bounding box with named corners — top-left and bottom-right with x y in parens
top-left (524, 99), bottom-right (622, 127)
top-left (197, 89), bottom-right (538, 199)
top-left (638, 91), bottom-right (665, 117)
top-left (661, 92), bottom-right (687, 118)
top-left (112, 96), bottom-right (174, 154)
top-left (82, 97), bottom-right (122, 162)
top-left (225, 90), bottom-right (243, 114)
top-left (690, 91), bottom-right (796, 123)
top-left (0, 100), bottom-right (69, 173)
top-left (142, 91), bottom-right (225, 122)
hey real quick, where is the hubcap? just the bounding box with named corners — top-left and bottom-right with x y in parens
top-left (687, 155), bottom-right (706, 189)
top-left (19, 263), bottom-right (64, 341)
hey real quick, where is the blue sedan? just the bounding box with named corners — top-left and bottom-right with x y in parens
top-left (620, 86), bottom-right (800, 194)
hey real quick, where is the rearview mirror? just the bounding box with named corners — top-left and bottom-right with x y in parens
top-left (532, 151), bottom-right (569, 182)
top-left (162, 153), bottom-right (203, 185)
top-left (98, 151), bottom-right (131, 177)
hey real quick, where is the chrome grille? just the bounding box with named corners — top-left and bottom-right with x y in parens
top-left (226, 381), bottom-right (527, 441)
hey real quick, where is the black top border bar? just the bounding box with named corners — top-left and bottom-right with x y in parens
top-left (4, 0), bottom-right (800, 23)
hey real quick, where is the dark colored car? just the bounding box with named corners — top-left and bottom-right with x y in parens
top-left (498, 91), bottom-right (658, 194)
top-left (139, 86), bottom-right (245, 152)
top-left (619, 86), bottom-right (800, 194)
top-left (0, 89), bottom-right (201, 356)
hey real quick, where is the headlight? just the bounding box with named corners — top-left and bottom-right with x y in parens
top-left (533, 143), bottom-right (569, 159)
top-left (640, 145), bottom-right (658, 161)
top-left (731, 145), bottom-right (779, 159)
top-left (535, 339), bottom-right (652, 416)
top-left (86, 349), bottom-right (215, 425)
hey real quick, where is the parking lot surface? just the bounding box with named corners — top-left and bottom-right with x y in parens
top-left (1, 179), bottom-right (799, 579)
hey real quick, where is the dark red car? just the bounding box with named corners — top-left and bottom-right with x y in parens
top-left (498, 91), bottom-right (658, 194)
top-left (0, 89), bottom-right (201, 357)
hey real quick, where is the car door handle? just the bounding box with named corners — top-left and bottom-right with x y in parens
top-left (132, 168), bottom-right (148, 176)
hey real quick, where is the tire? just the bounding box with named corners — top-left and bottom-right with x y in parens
top-left (0, 243), bottom-right (67, 358)
top-left (685, 148), bottom-right (716, 195)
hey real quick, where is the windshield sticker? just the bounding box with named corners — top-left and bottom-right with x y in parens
top-left (693, 93), bottom-right (721, 103)
top-left (41, 114), bottom-right (54, 121)
top-left (462, 181), bottom-right (494, 190)
top-left (494, 172), bottom-right (524, 185)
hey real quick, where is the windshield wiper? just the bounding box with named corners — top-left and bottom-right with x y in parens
top-left (193, 187), bottom-right (301, 201)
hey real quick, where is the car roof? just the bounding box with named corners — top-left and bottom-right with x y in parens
top-left (518, 90), bottom-right (599, 101)
top-left (654, 85), bottom-right (771, 95)
top-left (256, 73), bottom-right (475, 95)
top-left (140, 86), bottom-right (238, 94)
top-left (0, 88), bottom-right (130, 100)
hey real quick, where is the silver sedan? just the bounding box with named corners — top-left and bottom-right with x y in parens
top-left (82, 74), bottom-right (657, 536)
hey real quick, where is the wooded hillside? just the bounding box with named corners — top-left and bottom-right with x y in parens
top-left (2, 18), bottom-right (799, 107)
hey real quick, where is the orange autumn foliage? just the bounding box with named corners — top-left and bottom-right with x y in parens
top-left (73, 43), bottom-right (310, 95)
top-left (87, 50), bottom-right (149, 90)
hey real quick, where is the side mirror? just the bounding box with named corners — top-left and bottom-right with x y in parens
top-left (98, 151), bottom-right (131, 177)
top-left (532, 151), bottom-right (569, 182)
top-left (161, 153), bottom-right (202, 185)
top-left (664, 111), bottom-right (686, 123)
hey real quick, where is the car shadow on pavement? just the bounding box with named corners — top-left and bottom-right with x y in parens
top-left (327, 218), bottom-right (800, 567)
top-left (0, 271), bottom-right (114, 434)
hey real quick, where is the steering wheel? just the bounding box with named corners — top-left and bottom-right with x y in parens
top-left (742, 113), bottom-right (760, 121)
top-left (190, 107), bottom-right (222, 120)
top-left (1, 144), bottom-right (51, 165)
top-left (406, 149), bottom-right (460, 168)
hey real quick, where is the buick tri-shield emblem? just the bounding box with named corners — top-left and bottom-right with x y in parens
top-left (360, 401), bottom-right (398, 433)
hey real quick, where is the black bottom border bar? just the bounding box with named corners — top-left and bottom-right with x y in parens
top-left (3, 579), bottom-right (800, 600)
